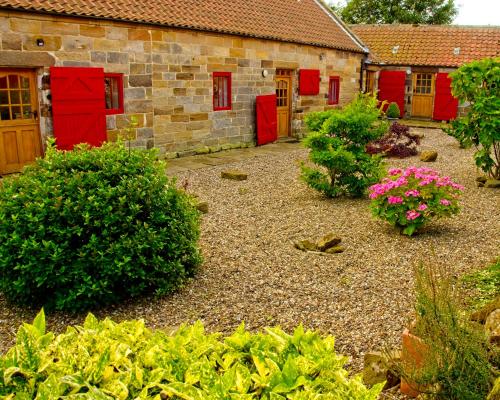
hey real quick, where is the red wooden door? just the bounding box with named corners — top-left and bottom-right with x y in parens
top-left (433, 73), bottom-right (458, 121)
top-left (256, 94), bottom-right (277, 145)
top-left (50, 67), bottom-right (106, 150)
top-left (378, 71), bottom-right (406, 117)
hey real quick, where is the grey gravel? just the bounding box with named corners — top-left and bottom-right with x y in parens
top-left (0, 128), bottom-right (498, 399)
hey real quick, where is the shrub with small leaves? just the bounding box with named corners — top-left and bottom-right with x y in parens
top-left (0, 141), bottom-right (201, 311)
top-left (369, 166), bottom-right (463, 235)
top-left (386, 102), bottom-right (401, 119)
top-left (366, 122), bottom-right (421, 158)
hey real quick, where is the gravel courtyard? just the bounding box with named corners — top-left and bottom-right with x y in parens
top-left (0, 128), bottom-right (498, 374)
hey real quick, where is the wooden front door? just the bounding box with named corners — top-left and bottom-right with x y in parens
top-left (0, 69), bottom-right (42, 175)
top-left (412, 73), bottom-right (435, 118)
top-left (275, 69), bottom-right (292, 137)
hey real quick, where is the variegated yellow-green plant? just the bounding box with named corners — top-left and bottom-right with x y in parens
top-left (0, 310), bottom-right (383, 399)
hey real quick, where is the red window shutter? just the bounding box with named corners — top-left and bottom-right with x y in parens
top-left (256, 94), bottom-right (277, 145)
top-left (51, 67), bottom-right (107, 150)
top-left (328, 76), bottom-right (340, 105)
top-left (433, 73), bottom-right (458, 121)
top-left (299, 69), bottom-right (320, 95)
top-left (213, 72), bottom-right (232, 111)
top-left (378, 70), bottom-right (406, 117)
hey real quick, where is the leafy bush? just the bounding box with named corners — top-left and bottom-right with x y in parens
top-left (461, 259), bottom-right (500, 310)
top-left (301, 94), bottom-right (387, 198)
top-left (0, 142), bottom-right (201, 311)
top-left (369, 166), bottom-right (463, 235)
top-left (366, 122), bottom-right (421, 158)
top-left (398, 264), bottom-right (492, 399)
top-left (0, 310), bottom-right (384, 399)
top-left (385, 102), bottom-right (400, 119)
top-left (447, 57), bottom-right (500, 179)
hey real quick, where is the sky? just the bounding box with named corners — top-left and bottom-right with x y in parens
top-left (454, 0), bottom-right (500, 25)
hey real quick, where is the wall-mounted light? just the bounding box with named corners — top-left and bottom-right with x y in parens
top-left (406, 69), bottom-right (411, 75)
top-left (262, 69), bottom-right (268, 78)
top-left (319, 53), bottom-right (326, 61)
top-left (36, 38), bottom-right (45, 47)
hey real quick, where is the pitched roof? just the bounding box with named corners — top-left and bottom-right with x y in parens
top-left (350, 24), bottom-right (500, 67)
top-left (0, 0), bottom-right (366, 53)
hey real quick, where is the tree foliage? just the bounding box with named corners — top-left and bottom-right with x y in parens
top-left (332, 0), bottom-right (458, 24)
top-left (447, 57), bottom-right (500, 179)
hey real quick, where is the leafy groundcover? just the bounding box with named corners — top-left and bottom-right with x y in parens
top-left (0, 311), bottom-right (383, 399)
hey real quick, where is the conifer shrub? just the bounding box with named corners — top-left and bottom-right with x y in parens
top-left (386, 102), bottom-right (401, 119)
top-left (301, 94), bottom-right (387, 198)
top-left (0, 142), bottom-right (201, 311)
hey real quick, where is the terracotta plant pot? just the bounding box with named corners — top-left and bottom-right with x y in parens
top-left (400, 328), bottom-right (428, 397)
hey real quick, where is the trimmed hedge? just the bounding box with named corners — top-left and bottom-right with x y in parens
top-left (0, 310), bottom-right (384, 399)
top-left (0, 142), bottom-right (201, 311)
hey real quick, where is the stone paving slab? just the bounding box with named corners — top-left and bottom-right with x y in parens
top-left (166, 142), bottom-right (302, 175)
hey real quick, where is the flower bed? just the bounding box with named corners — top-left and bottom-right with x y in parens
top-left (369, 166), bottom-right (463, 235)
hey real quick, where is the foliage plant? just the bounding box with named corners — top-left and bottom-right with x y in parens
top-left (385, 102), bottom-right (400, 119)
top-left (461, 259), bottom-right (500, 310)
top-left (447, 57), bottom-right (500, 179)
top-left (0, 141), bottom-right (201, 311)
top-left (0, 310), bottom-right (384, 399)
top-left (332, 0), bottom-right (457, 24)
top-left (369, 166), bottom-right (463, 235)
top-left (366, 122), bottom-right (421, 158)
top-left (301, 94), bottom-right (387, 198)
top-left (398, 264), bottom-right (492, 399)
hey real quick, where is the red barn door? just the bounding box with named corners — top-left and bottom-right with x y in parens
top-left (433, 73), bottom-right (458, 121)
top-left (50, 67), bottom-right (106, 150)
top-left (256, 94), bottom-right (277, 145)
top-left (378, 71), bottom-right (406, 117)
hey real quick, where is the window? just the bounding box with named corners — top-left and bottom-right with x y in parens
top-left (328, 76), bottom-right (340, 105)
top-left (213, 72), bottom-right (231, 111)
top-left (365, 71), bottom-right (375, 94)
top-left (104, 73), bottom-right (124, 114)
top-left (299, 69), bottom-right (320, 95)
top-left (413, 73), bottom-right (434, 95)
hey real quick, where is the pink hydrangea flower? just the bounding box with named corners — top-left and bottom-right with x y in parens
top-left (387, 196), bottom-right (404, 204)
top-left (388, 168), bottom-right (402, 176)
top-left (405, 189), bottom-right (420, 197)
top-left (440, 199), bottom-right (451, 206)
top-left (406, 210), bottom-right (421, 220)
top-left (417, 203), bottom-right (428, 211)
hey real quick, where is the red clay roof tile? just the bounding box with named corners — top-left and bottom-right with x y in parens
top-left (0, 0), bottom-right (366, 53)
top-left (351, 24), bottom-right (500, 67)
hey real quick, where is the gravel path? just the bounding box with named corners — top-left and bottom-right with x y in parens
top-left (0, 129), bottom-right (498, 393)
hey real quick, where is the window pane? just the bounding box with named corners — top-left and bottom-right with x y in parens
top-left (10, 91), bottom-right (20, 104)
top-left (0, 77), bottom-right (7, 89)
top-left (22, 105), bottom-right (32, 119)
top-left (0, 106), bottom-right (10, 120)
top-left (110, 78), bottom-right (119, 109)
top-left (8, 75), bottom-right (19, 89)
top-left (0, 90), bottom-right (8, 105)
top-left (11, 106), bottom-right (22, 119)
top-left (21, 76), bottom-right (30, 89)
top-left (21, 90), bottom-right (30, 104)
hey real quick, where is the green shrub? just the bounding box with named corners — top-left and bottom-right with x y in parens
top-left (0, 310), bottom-right (384, 399)
top-left (447, 57), bottom-right (500, 179)
top-left (385, 102), bottom-right (400, 119)
top-left (301, 94), bottom-right (387, 198)
top-left (398, 264), bottom-right (492, 399)
top-left (0, 142), bottom-right (201, 311)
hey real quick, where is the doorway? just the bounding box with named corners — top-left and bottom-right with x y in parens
top-left (412, 73), bottom-right (435, 118)
top-left (0, 69), bottom-right (42, 174)
top-left (275, 69), bottom-right (292, 137)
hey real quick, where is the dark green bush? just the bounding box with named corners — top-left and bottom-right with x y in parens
top-left (385, 102), bottom-right (400, 119)
top-left (0, 142), bottom-right (201, 311)
top-left (301, 94), bottom-right (387, 197)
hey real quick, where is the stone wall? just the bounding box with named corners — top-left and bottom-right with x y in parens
top-left (0, 10), bottom-right (364, 157)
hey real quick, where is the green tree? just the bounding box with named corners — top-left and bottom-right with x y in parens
top-left (332, 0), bottom-right (458, 24)
top-left (447, 57), bottom-right (500, 179)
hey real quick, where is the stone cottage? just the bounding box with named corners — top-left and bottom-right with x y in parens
top-left (351, 24), bottom-right (500, 120)
top-left (0, 0), bottom-right (367, 174)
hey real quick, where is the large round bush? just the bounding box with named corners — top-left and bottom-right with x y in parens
top-left (0, 142), bottom-right (201, 311)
